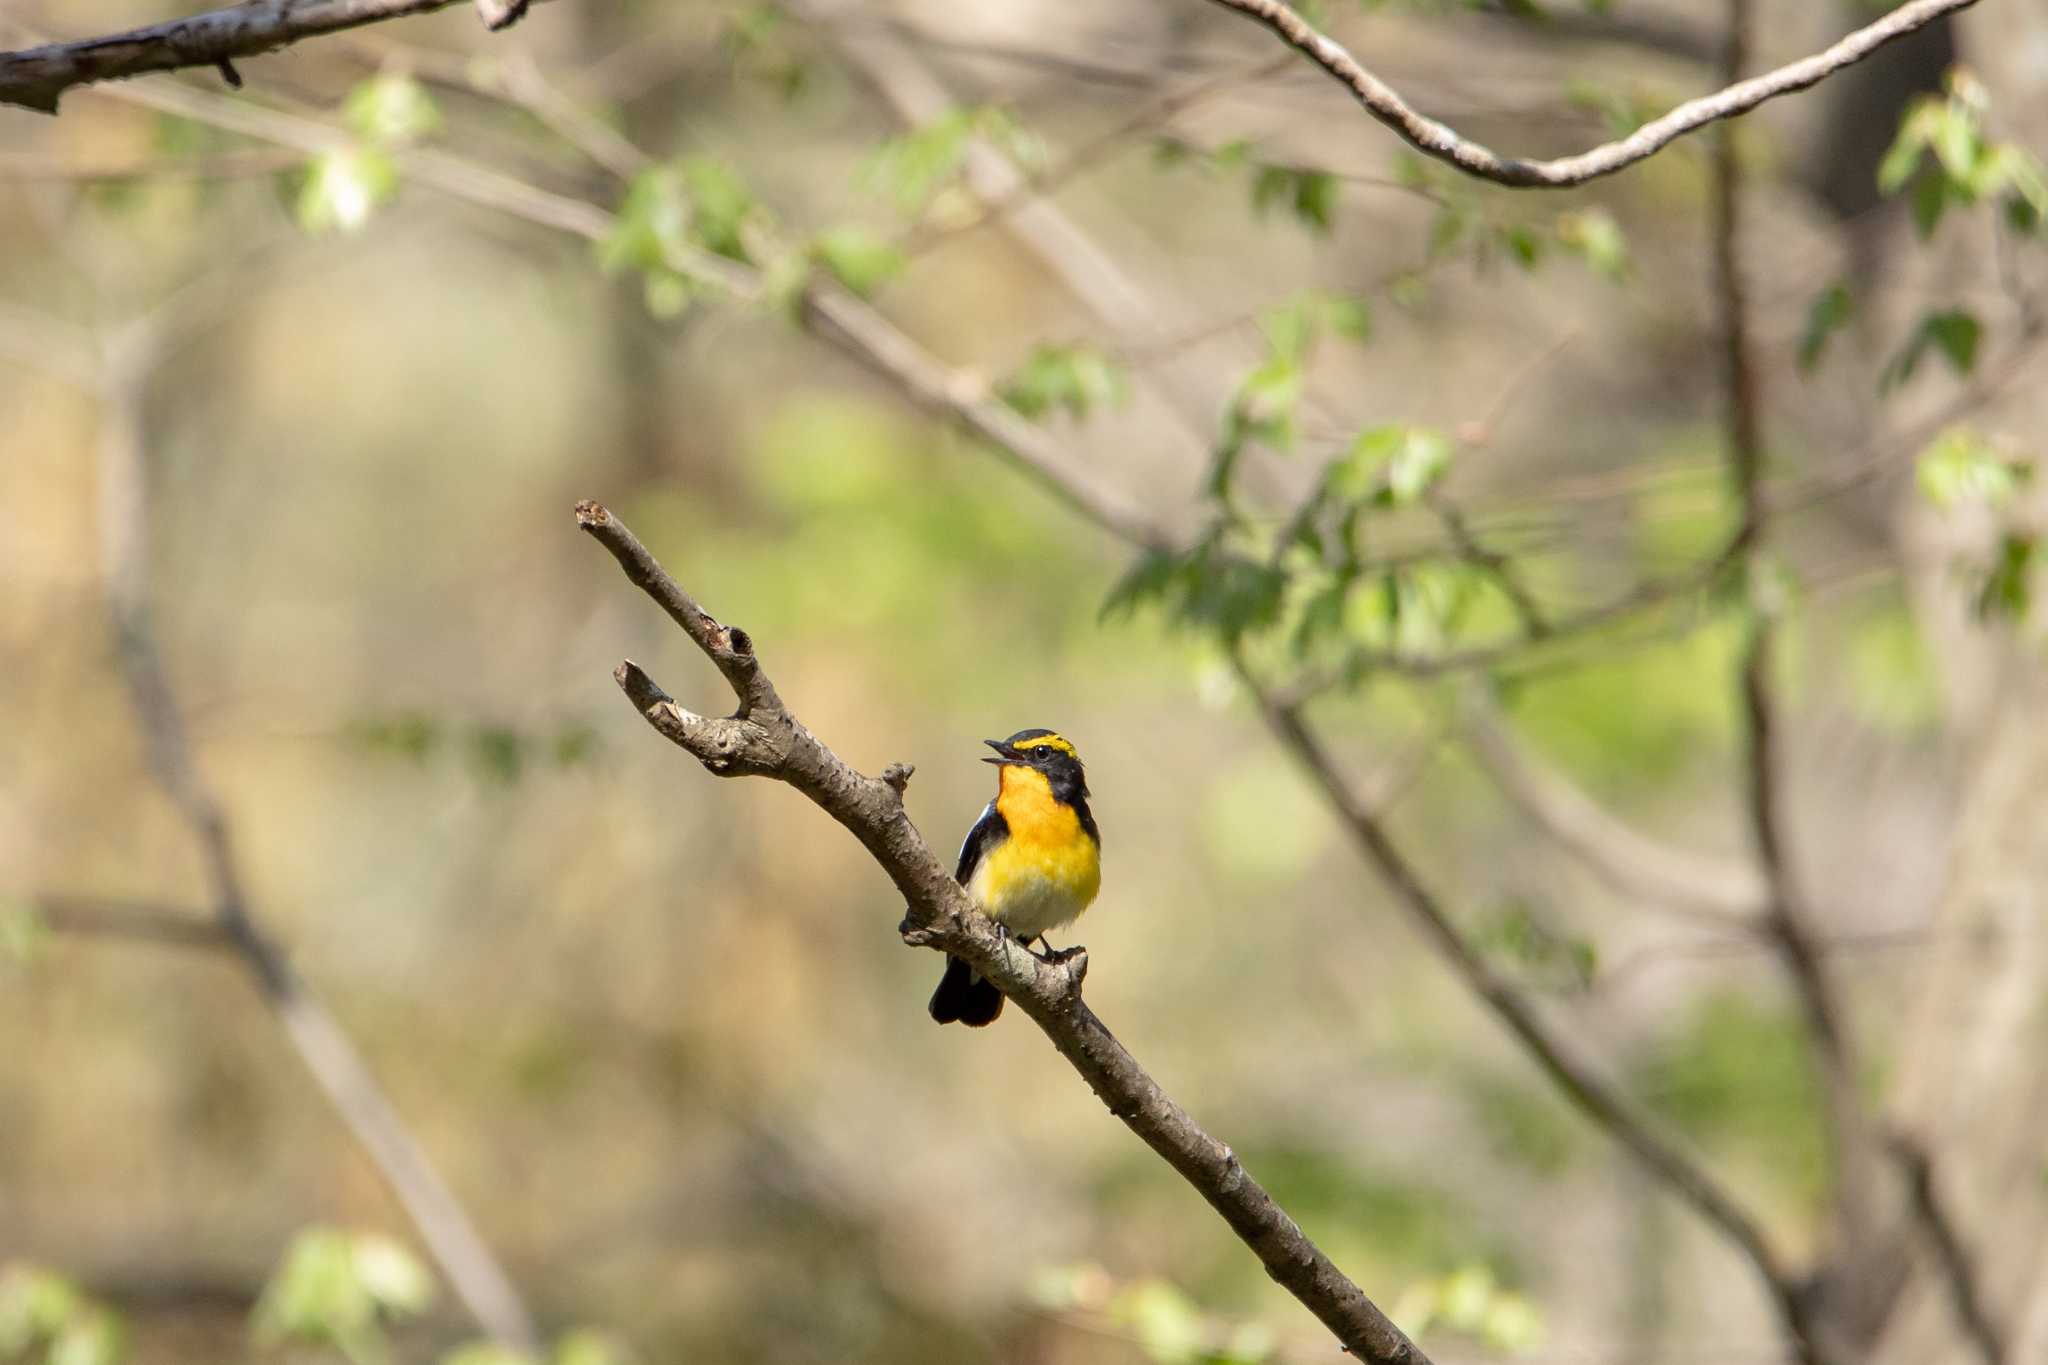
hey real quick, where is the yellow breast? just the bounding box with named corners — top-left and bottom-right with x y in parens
top-left (972, 766), bottom-right (1101, 939)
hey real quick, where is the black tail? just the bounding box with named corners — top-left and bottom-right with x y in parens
top-left (928, 955), bottom-right (1003, 1027)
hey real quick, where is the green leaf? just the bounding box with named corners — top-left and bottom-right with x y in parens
top-left (1232, 355), bottom-right (1304, 451)
top-left (342, 73), bottom-right (441, 146)
top-left (677, 157), bottom-right (754, 260)
top-left (1101, 549), bottom-right (1186, 621)
top-left (1108, 1280), bottom-right (1206, 1365)
top-left (1324, 294), bottom-right (1373, 342)
top-left (1497, 222), bottom-right (1544, 270)
top-left (253, 1230), bottom-right (379, 1358)
top-left (469, 726), bottom-right (526, 787)
top-left (1916, 426), bottom-right (2029, 508)
top-left (1249, 165), bottom-right (1338, 234)
top-left (350, 1236), bottom-right (433, 1318)
top-left (0, 900), bottom-right (47, 966)
top-left (598, 166), bottom-right (690, 276)
top-left (1797, 282), bottom-right (1853, 373)
top-left (440, 1345), bottom-right (537, 1365)
top-left (47, 1311), bottom-right (124, 1365)
top-left (1343, 424), bottom-right (1453, 506)
top-left (1877, 99), bottom-right (1938, 195)
top-left (1555, 207), bottom-right (1627, 279)
top-left (810, 225), bottom-right (905, 297)
top-left (999, 344), bottom-right (1130, 421)
top-left (1975, 533), bottom-right (2036, 622)
top-left (296, 147), bottom-right (398, 235)
top-left (0, 1264), bottom-right (83, 1353)
top-left (254, 1228), bottom-right (432, 1365)
top-left (859, 107), bottom-right (1034, 211)
top-left (1911, 173), bottom-right (1952, 239)
top-left (1882, 308), bottom-right (1980, 390)
top-left (552, 1329), bottom-right (641, 1365)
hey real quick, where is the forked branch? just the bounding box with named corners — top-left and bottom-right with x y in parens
top-left (574, 500), bottom-right (1427, 1365)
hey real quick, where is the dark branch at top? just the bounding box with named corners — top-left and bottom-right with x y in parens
top-left (0, 0), bottom-right (530, 114)
top-left (1199, 0), bottom-right (1976, 188)
top-left (575, 500), bottom-right (1428, 1365)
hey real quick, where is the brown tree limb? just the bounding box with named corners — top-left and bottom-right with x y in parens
top-left (91, 316), bottom-right (538, 1354)
top-left (1242, 680), bottom-right (1825, 1362)
top-left (34, 896), bottom-right (233, 950)
top-left (0, 0), bottom-right (534, 115)
top-left (1707, 0), bottom-right (1874, 1307)
top-left (573, 499), bottom-right (1426, 1365)
top-left (1197, 0), bottom-right (1977, 188)
top-left (1891, 1135), bottom-right (2009, 1365)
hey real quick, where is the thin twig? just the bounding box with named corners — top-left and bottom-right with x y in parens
top-left (91, 313), bottom-right (538, 1354)
top-left (1709, 0), bottom-right (1867, 1287)
top-left (0, 0), bottom-right (540, 114)
top-left (574, 501), bottom-right (1426, 1365)
top-left (1198, 0), bottom-right (1976, 188)
top-left (1891, 1136), bottom-right (2007, 1365)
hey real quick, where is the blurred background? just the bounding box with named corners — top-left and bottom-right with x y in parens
top-left (2, 1), bottom-right (2045, 1363)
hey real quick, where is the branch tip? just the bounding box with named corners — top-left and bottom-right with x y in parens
top-left (574, 498), bottom-right (610, 529)
top-left (881, 761), bottom-right (915, 794)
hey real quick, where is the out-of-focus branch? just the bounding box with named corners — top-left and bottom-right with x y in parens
top-left (89, 74), bottom-right (1166, 550)
top-left (795, 0), bottom-right (1248, 454)
top-left (1244, 680), bottom-right (1826, 1364)
top-left (1198, 0), bottom-right (1976, 187)
top-left (573, 500), bottom-right (1426, 1365)
top-left (0, 0), bottom-right (534, 115)
top-left (90, 314), bottom-right (538, 1355)
top-left (35, 895), bottom-right (233, 949)
top-left (1891, 1135), bottom-right (2008, 1365)
top-left (1460, 687), bottom-right (1766, 923)
top-left (1707, 0), bottom-right (1872, 1279)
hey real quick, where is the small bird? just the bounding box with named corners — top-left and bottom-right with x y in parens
top-left (929, 729), bottom-right (1102, 1027)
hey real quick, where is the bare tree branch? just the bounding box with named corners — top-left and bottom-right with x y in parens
top-left (35, 895), bottom-right (233, 950)
top-left (1242, 680), bottom-right (1827, 1364)
top-left (0, 0), bottom-right (535, 115)
top-left (573, 500), bottom-right (1426, 1365)
top-left (1707, 1), bottom-right (1877, 1312)
top-left (91, 315), bottom-right (539, 1354)
top-left (1459, 686), bottom-right (1767, 923)
top-left (1891, 1135), bottom-right (2009, 1365)
top-left (1197, 0), bottom-right (1976, 187)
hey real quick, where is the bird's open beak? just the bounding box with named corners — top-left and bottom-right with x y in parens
top-left (982, 738), bottom-right (1013, 765)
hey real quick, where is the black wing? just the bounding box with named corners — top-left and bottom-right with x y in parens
top-left (954, 801), bottom-right (1008, 884)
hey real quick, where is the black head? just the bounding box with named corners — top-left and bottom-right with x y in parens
top-left (983, 727), bottom-right (1089, 799)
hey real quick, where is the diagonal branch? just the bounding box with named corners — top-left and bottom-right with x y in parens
top-left (1242, 681), bottom-right (1825, 1361)
top-left (92, 315), bottom-right (538, 1354)
top-left (0, 0), bottom-right (532, 114)
top-left (1891, 1135), bottom-right (2008, 1365)
top-left (1197, 0), bottom-right (1976, 188)
top-left (573, 500), bottom-right (1427, 1365)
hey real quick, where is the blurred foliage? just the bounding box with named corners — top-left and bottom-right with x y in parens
top-left (0, 1265), bottom-right (124, 1365)
top-left (252, 1229), bottom-right (434, 1365)
top-left (1634, 994), bottom-right (1829, 1209)
top-left (346, 713), bottom-right (602, 786)
top-left (858, 105), bottom-right (1042, 215)
top-left (1391, 1263), bottom-right (1545, 1353)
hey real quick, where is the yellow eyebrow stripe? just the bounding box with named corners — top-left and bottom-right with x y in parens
top-left (1010, 734), bottom-right (1075, 756)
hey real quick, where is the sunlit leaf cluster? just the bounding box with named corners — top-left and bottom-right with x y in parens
top-left (0, 1264), bottom-right (124, 1365)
